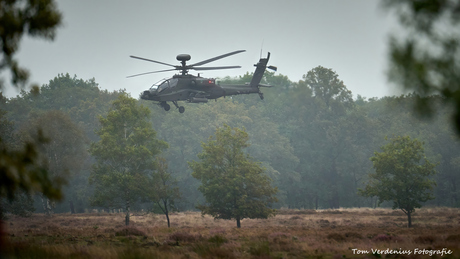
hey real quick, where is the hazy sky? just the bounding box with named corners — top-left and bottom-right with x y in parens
top-left (5, 0), bottom-right (398, 99)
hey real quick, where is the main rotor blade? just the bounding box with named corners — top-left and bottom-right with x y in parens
top-left (189, 50), bottom-right (246, 67)
top-left (193, 66), bottom-right (241, 70)
top-left (130, 55), bottom-right (176, 67)
top-left (126, 68), bottom-right (177, 78)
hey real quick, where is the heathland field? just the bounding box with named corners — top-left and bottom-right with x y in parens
top-left (3, 208), bottom-right (460, 258)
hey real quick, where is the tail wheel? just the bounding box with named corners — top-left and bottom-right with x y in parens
top-left (259, 92), bottom-right (264, 100)
top-left (179, 106), bottom-right (185, 113)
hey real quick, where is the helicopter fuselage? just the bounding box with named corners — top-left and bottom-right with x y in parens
top-left (140, 74), bottom-right (260, 103)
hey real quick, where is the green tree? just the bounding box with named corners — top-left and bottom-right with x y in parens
top-left (189, 124), bottom-right (277, 228)
top-left (281, 66), bottom-right (356, 209)
top-left (383, 0), bottom-right (460, 133)
top-left (0, 109), bottom-right (63, 219)
top-left (359, 136), bottom-right (437, 227)
top-left (21, 110), bottom-right (87, 215)
top-left (89, 93), bottom-right (167, 225)
top-left (3, 75), bottom-right (122, 213)
top-left (148, 157), bottom-right (180, 228)
top-left (0, 192), bottom-right (35, 219)
top-left (0, 110), bottom-right (63, 219)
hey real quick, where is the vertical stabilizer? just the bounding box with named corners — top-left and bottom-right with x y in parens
top-left (249, 52), bottom-right (270, 88)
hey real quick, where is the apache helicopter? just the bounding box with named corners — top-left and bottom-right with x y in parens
top-left (128, 50), bottom-right (277, 113)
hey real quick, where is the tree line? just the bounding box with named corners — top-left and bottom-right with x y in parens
top-left (0, 68), bottom-right (458, 220)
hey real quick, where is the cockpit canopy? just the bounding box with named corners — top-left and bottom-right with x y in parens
top-left (150, 78), bottom-right (178, 92)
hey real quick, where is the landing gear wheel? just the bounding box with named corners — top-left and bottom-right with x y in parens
top-left (179, 106), bottom-right (185, 113)
top-left (163, 103), bottom-right (170, 111)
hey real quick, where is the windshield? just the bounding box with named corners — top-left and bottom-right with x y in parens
top-left (150, 79), bottom-right (169, 92)
top-left (150, 78), bottom-right (178, 92)
top-left (157, 80), bottom-right (169, 92)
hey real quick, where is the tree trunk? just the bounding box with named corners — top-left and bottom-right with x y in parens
top-left (125, 212), bottom-right (130, 226)
top-left (236, 216), bottom-right (241, 228)
top-left (407, 211), bottom-right (412, 228)
top-left (69, 201), bottom-right (75, 214)
top-left (333, 189), bottom-right (340, 208)
top-left (164, 200), bottom-right (170, 228)
top-left (0, 208), bottom-right (5, 253)
top-left (329, 164), bottom-right (340, 209)
top-left (452, 180), bottom-right (458, 206)
top-left (125, 190), bottom-right (130, 226)
top-left (41, 196), bottom-right (53, 216)
top-left (315, 195), bottom-right (318, 210)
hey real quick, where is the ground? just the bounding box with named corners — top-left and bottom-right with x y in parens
top-left (2, 208), bottom-right (460, 258)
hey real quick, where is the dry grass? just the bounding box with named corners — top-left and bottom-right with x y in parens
top-left (3, 207), bottom-right (460, 258)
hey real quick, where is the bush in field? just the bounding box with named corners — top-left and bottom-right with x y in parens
top-left (373, 234), bottom-right (402, 242)
top-left (446, 234), bottom-right (460, 243)
top-left (327, 233), bottom-right (345, 242)
top-left (208, 234), bottom-right (228, 245)
top-left (414, 235), bottom-right (436, 244)
top-left (344, 232), bottom-right (363, 239)
top-left (168, 232), bottom-right (202, 243)
top-left (114, 226), bottom-right (146, 237)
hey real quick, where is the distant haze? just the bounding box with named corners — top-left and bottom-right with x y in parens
top-left (5, 0), bottom-right (398, 99)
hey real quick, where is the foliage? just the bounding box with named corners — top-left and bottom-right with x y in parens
top-left (359, 136), bottom-right (437, 227)
top-left (3, 74), bottom-right (121, 213)
top-left (89, 93), bottom-right (167, 225)
top-left (0, 191), bottom-right (35, 219)
top-left (0, 0), bottom-right (62, 89)
top-left (24, 110), bottom-right (87, 174)
top-left (383, 0), bottom-right (460, 133)
top-left (20, 110), bottom-right (87, 215)
top-left (148, 157), bottom-right (180, 227)
top-left (0, 109), bottom-right (63, 207)
top-left (303, 65), bottom-right (354, 113)
top-left (189, 124), bottom-right (277, 228)
top-left (274, 66), bottom-right (361, 209)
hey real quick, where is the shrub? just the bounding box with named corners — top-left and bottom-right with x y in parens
top-left (168, 232), bottom-right (201, 242)
top-left (269, 232), bottom-right (291, 240)
top-left (209, 228), bottom-right (226, 236)
top-left (114, 226), bottom-right (147, 237)
top-left (344, 232), bottom-right (363, 239)
top-left (327, 233), bottom-right (345, 242)
top-left (446, 234), bottom-right (460, 242)
top-left (277, 209), bottom-right (316, 215)
top-left (208, 234), bottom-right (228, 245)
top-left (318, 219), bottom-right (330, 227)
top-left (248, 241), bottom-right (270, 256)
top-left (321, 210), bottom-right (342, 214)
top-left (193, 243), bottom-right (236, 259)
top-left (373, 234), bottom-right (401, 242)
top-left (414, 235), bottom-right (436, 244)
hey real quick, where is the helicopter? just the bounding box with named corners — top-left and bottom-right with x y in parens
top-left (128, 50), bottom-right (277, 113)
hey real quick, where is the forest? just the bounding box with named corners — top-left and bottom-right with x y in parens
top-left (1, 66), bottom-right (459, 216)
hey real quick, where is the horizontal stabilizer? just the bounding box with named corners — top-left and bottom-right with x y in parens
top-left (268, 66), bottom-right (277, 71)
top-left (258, 84), bottom-right (273, 88)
